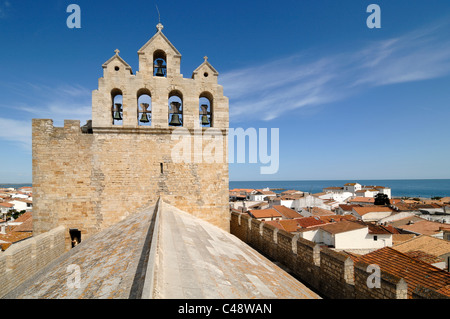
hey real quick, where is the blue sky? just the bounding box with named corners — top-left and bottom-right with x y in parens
top-left (1, 0), bottom-right (450, 183)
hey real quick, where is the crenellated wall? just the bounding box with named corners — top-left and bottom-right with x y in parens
top-left (230, 212), bottom-right (448, 299)
top-left (0, 226), bottom-right (66, 298)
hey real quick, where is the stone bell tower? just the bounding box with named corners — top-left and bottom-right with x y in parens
top-left (32, 24), bottom-right (230, 249)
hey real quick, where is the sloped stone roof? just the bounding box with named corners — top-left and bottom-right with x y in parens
top-left (5, 203), bottom-right (156, 299)
top-left (4, 200), bottom-right (320, 299)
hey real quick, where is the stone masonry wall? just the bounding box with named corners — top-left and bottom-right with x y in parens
top-left (0, 226), bottom-right (65, 298)
top-left (230, 212), bottom-right (449, 299)
top-left (33, 119), bottom-right (229, 250)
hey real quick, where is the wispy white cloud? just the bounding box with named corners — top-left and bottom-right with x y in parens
top-left (0, 0), bottom-right (11, 18)
top-left (220, 21), bottom-right (450, 122)
top-left (0, 118), bottom-right (32, 150)
top-left (0, 83), bottom-right (92, 151)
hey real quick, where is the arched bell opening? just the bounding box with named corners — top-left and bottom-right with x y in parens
top-left (168, 90), bottom-right (183, 127)
top-left (153, 50), bottom-right (167, 77)
top-left (199, 92), bottom-right (213, 127)
top-left (137, 89), bottom-right (152, 127)
top-left (111, 88), bottom-right (123, 125)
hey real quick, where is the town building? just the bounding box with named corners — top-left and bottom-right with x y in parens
top-left (392, 235), bottom-right (450, 270)
top-left (323, 182), bottom-right (392, 199)
top-left (298, 220), bottom-right (393, 251)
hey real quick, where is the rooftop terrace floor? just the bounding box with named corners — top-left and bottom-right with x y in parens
top-left (4, 200), bottom-right (320, 299)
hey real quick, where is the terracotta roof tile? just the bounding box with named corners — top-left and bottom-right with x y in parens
top-left (352, 205), bottom-right (394, 216)
top-left (349, 197), bottom-right (375, 203)
top-left (248, 208), bottom-right (282, 219)
top-left (265, 219), bottom-right (302, 233)
top-left (296, 217), bottom-right (327, 228)
top-left (272, 205), bottom-right (303, 219)
top-left (356, 247), bottom-right (450, 298)
top-left (396, 220), bottom-right (450, 236)
top-left (392, 235), bottom-right (450, 258)
top-left (318, 220), bottom-right (367, 234)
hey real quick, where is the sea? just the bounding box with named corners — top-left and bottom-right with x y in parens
top-left (229, 179), bottom-right (450, 199)
top-left (2, 179), bottom-right (450, 199)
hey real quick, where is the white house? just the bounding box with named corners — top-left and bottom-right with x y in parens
top-left (270, 197), bottom-right (295, 209)
top-left (343, 183), bottom-right (362, 193)
top-left (292, 195), bottom-right (329, 212)
top-left (8, 199), bottom-right (32, 212)
top-left (249, 190), bottom-right (277, 202)
top-left (10, 193), bottom-right (29, 199)
top-left (299, 220), bottom-right (393, 250)
top-left (355, 189), bottom-right (377, 198)
top-left (369, 186), bottom-right (391, 199)
top-left (0, 202), bottom-right (14, 215)
top-left (351, 206), bottom-right (394, 222)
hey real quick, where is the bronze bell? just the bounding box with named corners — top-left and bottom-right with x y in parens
top-left (139, 103), bottom-right (150, 123)
top-left (200, 104), bottom-right (210, 126)
top-left (154, 59), bottom-right (166, 77)
top-left (169, 114), bottom-right (182, 126)
top-left (113, 103), bottom-right (122, 121)
top-left (201, 115), bottom-right (210, 126)
top-left (169, 101), bottom-right (182, 126)
top-left (140, 113), bottom-right (150, 123)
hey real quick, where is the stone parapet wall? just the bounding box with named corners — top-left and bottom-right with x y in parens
top-left (0, 226), bottom-right (66, 298)
top-left (230, 212), bottom-right (448, 299)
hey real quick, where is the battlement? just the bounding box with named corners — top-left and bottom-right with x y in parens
top-left (230, 212), bottom-right (450, 299)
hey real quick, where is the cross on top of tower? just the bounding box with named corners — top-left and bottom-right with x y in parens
top-left (156, 23), bottom-right (164, 32)
top-left (114, 49), bottom-right (120, 55)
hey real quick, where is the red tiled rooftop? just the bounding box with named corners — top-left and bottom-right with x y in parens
top-left (352, 205), bottom-right (394, 216)
top-left (272, 205), bottom-right (303, 219)
top-left (356, 247), bottom-right (450, 298)
top-left (296, 217), bottom-right (327, 228)
top-left (265, 219), bottom-right (302, 233)
top-left (349, 197), bottom-right (375, 203)
top-left (247, 208), bottom-right (282, 219)
top-left (319, 220), bottom-right (367, 234)
top-left (396, 220), bottom-right (450, 236)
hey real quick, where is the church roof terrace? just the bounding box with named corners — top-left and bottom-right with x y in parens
top-left (4, 199), bottom-right (320, 299)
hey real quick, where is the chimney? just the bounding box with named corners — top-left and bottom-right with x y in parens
top-left (0, 224), bottom-right (6, 235)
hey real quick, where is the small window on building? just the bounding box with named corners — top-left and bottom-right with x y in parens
top-left (373, 236), bottom-right (378, 241)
